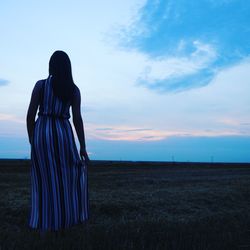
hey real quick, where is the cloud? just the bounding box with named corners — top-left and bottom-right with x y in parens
top-left (122, 128), bottom-right (152, 132)
top-left (0, 114), bottom-right (26, 138)
top-left (95, 127), bottom-right (114, 131)
top-left (137, 69), bottom-right (214, 93)
top-left (0, 79), bottom-right (9, 86)
top-left (116, 0), bottom-right (250, 92)
top-left (0, 113), bottom-right (24, 124)
top-left (91, 125), bottom-right (169, 141)
top-left (136, 40), bottom-right (217, 92)
top-left (85, 122), bottom-right (246, 142)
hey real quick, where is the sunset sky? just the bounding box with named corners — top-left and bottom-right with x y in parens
top-left (0, 0), bottom-right (250, 162)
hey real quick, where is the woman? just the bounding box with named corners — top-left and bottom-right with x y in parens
top-left (26, 50), bottom-right (90, 233)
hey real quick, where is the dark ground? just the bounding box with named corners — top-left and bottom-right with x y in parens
top-left (0, 159), bottom-right (250, 250)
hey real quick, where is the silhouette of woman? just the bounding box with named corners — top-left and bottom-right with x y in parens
top-left (26, 50), bottom-right (90, 234)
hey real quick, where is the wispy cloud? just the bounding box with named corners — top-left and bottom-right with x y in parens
top-left (137, 68), bottom-right (214, 93)
top-left (85, 123), bottom-right (247, 142)
top-left (91, 125), bottom-right (169, 141)
top-left (0, 79), bottom-right (9, 86)
top-left (0, 113), bottom-right (24, 124)
top-left (0, 114), bottom-right (26, 138)
top-left (95, 127), bottom-right (114, 131)
top-left (241, 123), bottom-right (250, 126)
top-left (137, 40), bottom-right (217, 92)
top-left (117, 0), bottom-right (250, 92)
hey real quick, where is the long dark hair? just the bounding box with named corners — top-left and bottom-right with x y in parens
top-left (49, 50), bottom-right (75, 103)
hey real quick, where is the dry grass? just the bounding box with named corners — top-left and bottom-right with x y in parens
top-left (0, 160), bottom-right (250, 249)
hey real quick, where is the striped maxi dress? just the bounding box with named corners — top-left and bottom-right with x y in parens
top-left (28, 75), bottom-right (89, 231)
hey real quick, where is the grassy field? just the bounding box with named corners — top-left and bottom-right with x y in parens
top-left (0, 160), bottom-right (250, 250)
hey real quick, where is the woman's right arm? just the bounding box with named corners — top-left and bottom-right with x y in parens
top-left (72, 86), bottom-right (90, 164)
top-left (26, 80), bottom-right (42, 144)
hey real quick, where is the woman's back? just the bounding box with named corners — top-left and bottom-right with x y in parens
top-left (38, 76), bottom-right (71, 119)
top-left (26, 51), bottom-right (89, 233)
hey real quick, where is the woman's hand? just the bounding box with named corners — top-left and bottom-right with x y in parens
top-left (80, 148), bottom-right (90, 165)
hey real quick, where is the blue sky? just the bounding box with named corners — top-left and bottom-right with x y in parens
top-left (0, 0), bottom-right (249, 162)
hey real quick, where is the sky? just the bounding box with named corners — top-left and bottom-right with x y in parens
top-left (0, 0), bottom-right (250, 162)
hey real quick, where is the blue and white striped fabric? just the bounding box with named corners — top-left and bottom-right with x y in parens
top-left (28, 76), bottom-right (89, 231)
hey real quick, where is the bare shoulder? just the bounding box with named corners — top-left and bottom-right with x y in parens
top-left (33, 79), bottom-right (45, 91)
top-left (37, 79), bottom-right (46, 86)
top-left (72, 84), bottom-right (81, 101)
top-left (74, 84), bottom-right (80, 96)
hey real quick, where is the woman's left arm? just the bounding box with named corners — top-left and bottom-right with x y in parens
top-left (26, 80), bottom-right (43, 144)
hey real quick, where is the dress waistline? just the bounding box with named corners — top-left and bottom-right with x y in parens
top-left (38, 114), bottom-right (69, 119)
